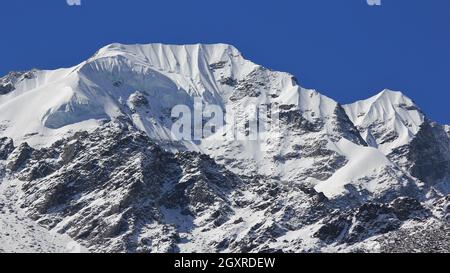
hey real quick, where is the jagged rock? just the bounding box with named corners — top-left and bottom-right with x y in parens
top-left (390, 197), bottom-right (427, 221)
top-left (314, 215), bottom-right (352, 243)
top-left (209, 61), bottom-right (227, 70)
top-left (219, 77), bottom-right (237, 86)
top-left (229, 67), bottom-right (275, 101)
top-left (332, 104), bottom-right (367, 146)
top-left (314, 197), bottom-right (430, 245)
top-left (0, 70), bottom-right (36, 95)
top-left (8, 122), bottom-right (244, 252)
top-left (113, 80), bottom-right (123, 87)
top-left (279, 110), bottom-right (323, 133)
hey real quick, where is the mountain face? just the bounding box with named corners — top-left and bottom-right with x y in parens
top-left (0, 43), bottom-right (448, 253)
top-left (344, 91), bottom-right (450, 195)
top-left (343, 90), bottom-right (425, 154)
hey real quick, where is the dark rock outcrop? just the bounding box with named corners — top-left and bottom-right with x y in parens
top-left (0, 70), bottom-right (36, 95)
top-left (0, 137), bottom-right (14, 160)
top-left (9, 122), bottom-right (242, 252)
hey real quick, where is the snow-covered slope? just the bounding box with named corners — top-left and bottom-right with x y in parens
top-left (344, 89), bottom-right (450, 194)
top-left (343, 89), bottom-right (425, 155)
top-left (0, 43), bottom-right (435, 199)
top-left (0, 67), bottom-right (104, 147)
top-left (0, 43), bottom-right (448, 253)
top-left (0, 43), bottom-right (368, 185)
top-left (0, 178), bottom-right (87, 253)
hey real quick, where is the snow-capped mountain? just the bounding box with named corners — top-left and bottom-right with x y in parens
top-left (0, 43), bottom-right (448, 253)
top-left (344, 90), bottom-right (450, 194)
top-left (343, 89), bottom-right (425, 155)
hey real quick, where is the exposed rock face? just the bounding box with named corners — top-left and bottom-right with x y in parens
top-left (314, 197), bottom-right (430, 245)
top-left (219, 77), bottom-right (237, 86)
top-left (128, 91), bottom-right (149, 108)
top-left (386, 121), bottom-right (450, 200)
top-left (407, 122), bottom-right (450, 185)
top-left (5, 122), bottom-right (243, 252)
top-left (375, 220), bottom-right (450, 253)
top-left (0, 137), bottom-right (14, 160)
top-left (7, 143), bottom-right (33, 172)
top-left (209, 61), bottom-right (227, 71)
top-left (232, 67), bottom-right (282, 100)
top-left (0, 44), bottom-right (448, 253)
top-left (0, 121), bottom-right (334, 252)
top-left (445, 125), bottom-right (450, 139)
top-left (1, 120), bottom-right (446, 253)
top-left (332, 104), bottom-right (368, 146)
top-left (0, 83), bottom-right (14, 95)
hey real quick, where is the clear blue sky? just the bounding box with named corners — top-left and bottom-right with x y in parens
top-left (1, 0), bottom-right (449, 123)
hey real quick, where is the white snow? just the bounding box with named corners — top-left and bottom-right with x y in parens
top-left (0, 43), bottom-right (349, 183)
top-left (1, 43), bottom-right (426, 199)
top-left (344, 89), bottom-right (425, 154)
top-left (0, 43), bottom-right (257, 147)
top-left (1, 43), bottom-right (431, 200)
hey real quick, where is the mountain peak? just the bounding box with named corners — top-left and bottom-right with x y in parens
top-left (376, 88), bottom-right (407, 99)
top-left (94, 42), bottom-right (243, 62)
top-left (344, 89), bottom-right (425, 154)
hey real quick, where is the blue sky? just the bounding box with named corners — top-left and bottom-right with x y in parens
top-left (1, 0), bottom-right (449, 123)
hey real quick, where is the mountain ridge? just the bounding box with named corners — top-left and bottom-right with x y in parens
top-left (0, 43), bottom-right (448, 253)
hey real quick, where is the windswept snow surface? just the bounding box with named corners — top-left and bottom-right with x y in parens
top-left (0, 44), bottom-right (431, 195)
top-left (344, 89), bottom-right (425, 154)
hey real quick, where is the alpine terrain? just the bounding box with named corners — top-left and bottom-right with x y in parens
top-left (0, 43), bottom-right (448, 253)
